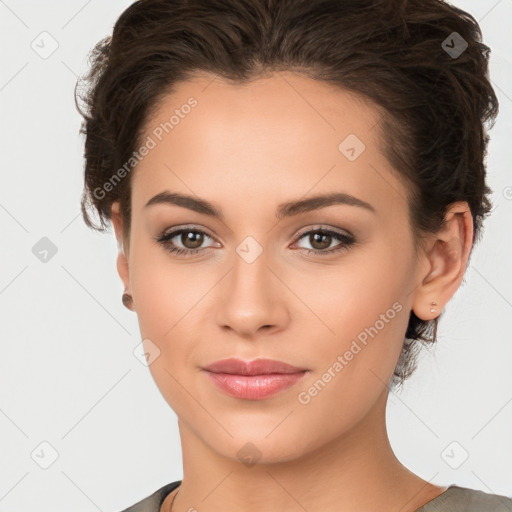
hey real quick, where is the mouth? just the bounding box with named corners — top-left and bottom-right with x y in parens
top-left (202, 358), bottom-right (309, 400)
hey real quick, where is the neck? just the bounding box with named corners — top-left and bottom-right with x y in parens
top-left (166, 389), bottom-right (445, 512)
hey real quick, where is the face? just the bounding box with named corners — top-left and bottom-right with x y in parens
top-left (114, 70), bottom-right (427, 463)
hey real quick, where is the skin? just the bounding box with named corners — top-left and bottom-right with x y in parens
top-left (110, 70), bottom-right (473, 512)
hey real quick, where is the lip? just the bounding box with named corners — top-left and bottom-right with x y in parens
top-left (202, 358), bottom-right (309, 400)
top-left (203, 358), bottom-right (307, 375)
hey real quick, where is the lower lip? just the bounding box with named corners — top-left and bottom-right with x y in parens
top-left (204, 370), bottom-right (308, 400)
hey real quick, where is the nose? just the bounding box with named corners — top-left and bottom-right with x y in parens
top-left (215, 248), bottom-right (289, 338)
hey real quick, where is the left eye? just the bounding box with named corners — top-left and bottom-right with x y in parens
top-left (155, 227), bottom-right (355, 257)
top-left (292, 228), bottom-right (355, 255)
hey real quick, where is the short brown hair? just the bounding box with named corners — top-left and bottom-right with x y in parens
top-left (76, 0), bottom-right (499, 389)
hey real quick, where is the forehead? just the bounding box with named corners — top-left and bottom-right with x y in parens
top-left (131, 70), bottom-right (407, 218)
top-left (139, 70), bottom-right (382, 152)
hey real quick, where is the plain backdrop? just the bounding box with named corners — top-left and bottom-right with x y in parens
top-left (0, 0), bottom-right (511, 510)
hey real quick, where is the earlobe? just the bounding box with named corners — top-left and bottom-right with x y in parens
top-left (411, 201), bottom-right (474, 321)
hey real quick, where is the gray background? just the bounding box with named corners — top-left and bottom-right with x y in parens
top-left (0, 0), bottom-right (511, 510)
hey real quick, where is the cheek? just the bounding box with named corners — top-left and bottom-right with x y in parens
top-left (296, 247), bottom-right (412, 381)
top-left (301, 248), bottom-right (409, 331)
top-left (130, 240), bottom-right (202, 337)
top-left (289, 258), bottom-right (410, 440)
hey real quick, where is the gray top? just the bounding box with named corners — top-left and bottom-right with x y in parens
top-left (416, 485), bottom-right (512, 511)
top-left (118, 481), bottom-right (512, 512)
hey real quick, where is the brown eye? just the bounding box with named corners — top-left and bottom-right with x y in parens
top-left (180, 230), bottom-right (205, 249)
top-left (155, 227), bottom-right (218, 256)
top-left (309, 232), bottom-right (333, 250)
top-left (294, 228), bottom-right (355, 255)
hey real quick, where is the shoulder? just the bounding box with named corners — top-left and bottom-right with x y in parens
top-left (116, 480), bottom-right (181, 512)
top-left (417, 485), bottom-right (512, 512)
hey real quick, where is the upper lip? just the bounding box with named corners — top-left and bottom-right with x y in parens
top-left (203, 358), bottom-right (307, 375)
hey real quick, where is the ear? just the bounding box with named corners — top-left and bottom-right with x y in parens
top-left (110, 201), bottom-right (131, 294)
top-left (411, 201), bottom-right (474, 320)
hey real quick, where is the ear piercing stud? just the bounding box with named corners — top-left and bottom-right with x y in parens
top-left (122, 291), bottom-right (133, 310)
top-left (430, 301), bottom-right (438, 313)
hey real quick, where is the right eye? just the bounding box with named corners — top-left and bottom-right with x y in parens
top-left (155, 227), bottom-right (220, 257)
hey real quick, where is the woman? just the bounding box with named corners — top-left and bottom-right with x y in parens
top-left (76, 0), bottom-right (510, 511)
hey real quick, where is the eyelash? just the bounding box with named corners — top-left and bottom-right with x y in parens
top-left (154, 225), bottom-right (355, 258)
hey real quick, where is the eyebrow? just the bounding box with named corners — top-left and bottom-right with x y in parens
top-left (144, 190), bottom-right (376, 219)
